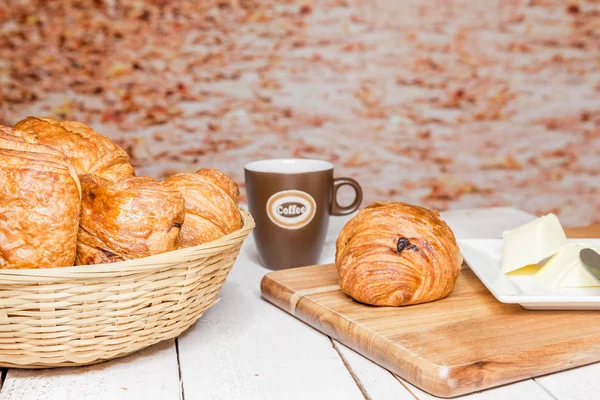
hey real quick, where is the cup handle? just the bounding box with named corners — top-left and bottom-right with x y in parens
top-left (331, 177), bottom-right (363, 216)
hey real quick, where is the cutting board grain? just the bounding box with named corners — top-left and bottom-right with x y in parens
top-left (261, 225), bottom-right (600, 398)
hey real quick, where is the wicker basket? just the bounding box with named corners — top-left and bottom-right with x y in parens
top-left (0, 209), bottom-right (254, 368)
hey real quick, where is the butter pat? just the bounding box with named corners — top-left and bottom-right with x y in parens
top-left (535, 244), bottom-right (585, 287)
top-left (559, 262), bottom-right (599, 288)
top-left (536, 244), bottom-right (600, 288)
top-left (501, 214), bottom-right (567, 274)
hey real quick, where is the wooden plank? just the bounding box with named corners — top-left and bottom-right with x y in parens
top-left (176, 239), bottom-right (366, 400)
top-left (333, 343), bottom-right (556, 400)
top-left (0, 369), bottom-right (6, 391)
top-left (0, 341), bottom-right (180, 400)
top-left (261, 212), bottom-right (600, 397)
top-left (401, 377), bottom-right (555, 400)
top-left (534, 362), bottom-right (600, 400)
top-left (565, 224), bottom-right (600, 238)
top-left (333, 341), bottom-right (416, 400)
top-left (333, 342), bottom-right (560, 400)
top-left (437, 207), bottom-right (536, 240)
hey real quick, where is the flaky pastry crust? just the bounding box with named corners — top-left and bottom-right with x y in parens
top-left (164, 168), bottom-right (242, 247)
top-left (13, 116), bottom-right (134, 182)
top-left (0, 126), bottom-right (81, 269)
top-left (335, 202), bottom-right (462, 306)
top-left (76, 175), bottom-right (185, 265)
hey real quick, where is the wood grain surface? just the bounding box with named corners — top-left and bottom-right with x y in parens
top-left (261, 225), bottom-right (600, 398)
top-left (565, 224), bottom-right (600, 238)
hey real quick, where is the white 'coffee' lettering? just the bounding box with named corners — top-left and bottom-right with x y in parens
top-left (277, 204), bottom-right (306, 217)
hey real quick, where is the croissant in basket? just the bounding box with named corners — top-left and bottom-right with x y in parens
top-left (164, 168), bottom-right (242, 247)
top-left (0, 126), bottom-right (81, 269)
top-left (335, 202), bottom-right (462, 306)
top-left (76, 175), bottom-right (185, 265)
top-left (13, 116), bottom-right (134, 182)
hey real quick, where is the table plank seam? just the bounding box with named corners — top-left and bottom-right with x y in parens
top-left (0, 368), bottom-right (6, 392)
top-left (533, 378), bottom-right (560, 400)
top-left (175, 338), bottom-right (185, 400)
top-left (392, 374), bottom-right (420, 400)
top-left (330, 338), bottom-right (372, 400)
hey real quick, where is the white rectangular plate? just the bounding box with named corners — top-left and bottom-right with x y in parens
top-left (458, 238), bottom-right (600, 310)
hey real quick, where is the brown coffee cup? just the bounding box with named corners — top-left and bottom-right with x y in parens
top-left (245, 158), bottom-right (362, 270)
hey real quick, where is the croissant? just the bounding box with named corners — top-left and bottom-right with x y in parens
top-left (335, 202), bottom-right (462, 306)
top-left (76, 175), bottom-right (185, 265)
top-left (13, 116), bottom-right (134, 182)
top-left (164, 168), bottom-right (242, 247)
top-left (0, 126), bottom-right (81, 269)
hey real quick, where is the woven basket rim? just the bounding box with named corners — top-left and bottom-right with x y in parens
top-left (0, 208), bottom-right (254, 277)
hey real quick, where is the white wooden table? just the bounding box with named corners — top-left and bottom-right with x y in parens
top-left (1, 207), bottom-right (597, 400)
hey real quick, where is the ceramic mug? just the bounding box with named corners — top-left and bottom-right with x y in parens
top-left (245, 158), bottom-right (362, 270)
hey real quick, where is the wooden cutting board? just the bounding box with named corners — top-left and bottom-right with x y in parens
top-left (261, 224), bottom-right (600, 398)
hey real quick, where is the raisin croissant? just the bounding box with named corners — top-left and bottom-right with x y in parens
top-left (0, 126), bottom-right (81, 269)
top-left (335, 202), bottom-right (462, 306)
top-left (13, 116), bottom-right (134, 182)
top-left (76, 175), bottom-right (185, 265)
top-left (164, 168), bottom-right (242, 247)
